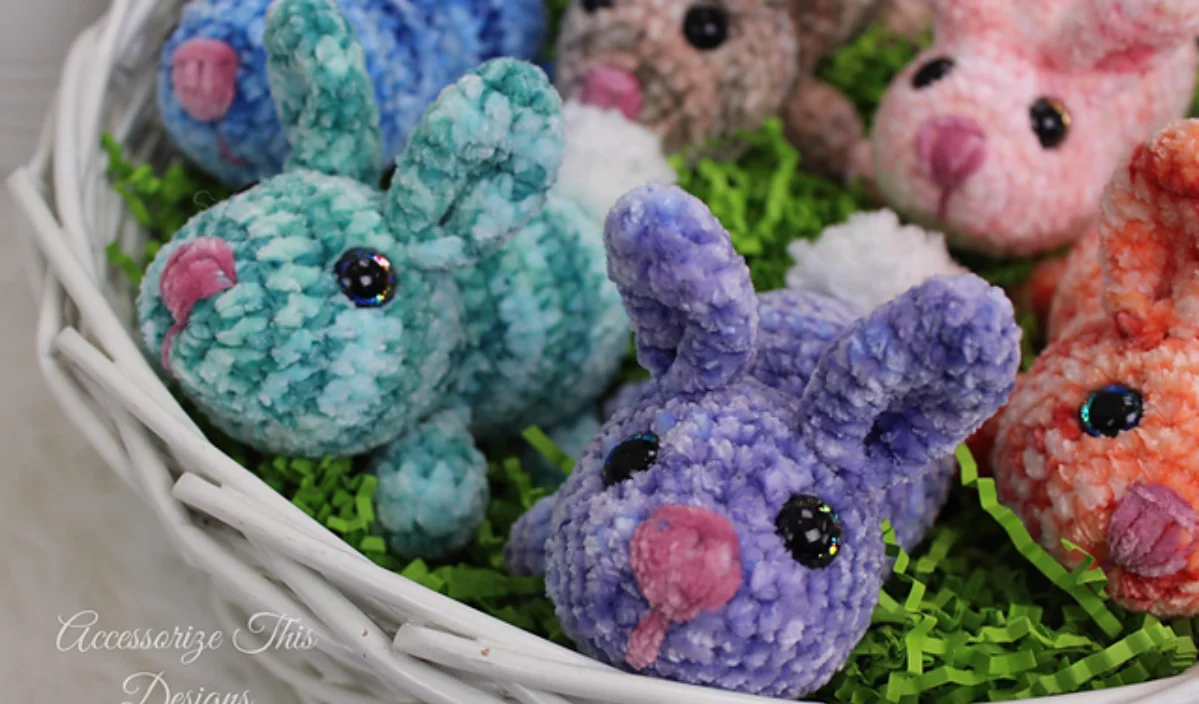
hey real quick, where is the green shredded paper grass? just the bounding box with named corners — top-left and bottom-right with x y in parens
top-left (98, 14), bottom-right (1199, 701)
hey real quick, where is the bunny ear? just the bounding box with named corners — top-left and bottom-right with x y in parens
top-left (385, 59), bottom-right (565, 271)
top-left (1045, 0), bottom-right (1199, 73)
top-left (264, 0), bottom-right (381, 183)
top-left (798, 275), bottom-right (1021, 494)
top-left (1098, 119), bottom-right (1199, 343)
top-left (604, 184), bottom-right (758, 396)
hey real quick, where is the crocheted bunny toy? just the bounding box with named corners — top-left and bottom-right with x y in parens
top-left (554, 0), bottom-right (930, 179)
top-left (983, 119), bottom-right (1199, 617)
top-left (866, 0), bottom-right (1199, 257)
top-left (159, 0), bottom-right (546, 187)
top-left (505, 184), bottom-right (1021, 697)
top-left (138, 0), bottom-right (634, 560)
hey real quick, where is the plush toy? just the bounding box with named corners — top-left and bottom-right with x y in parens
top-left (553, 0), bottom-right (930, 180)
top-left (138, 0), bottom-right (651, 560)
top-left (982, 119), bottom-right (1199, 618)
top-left (159, 0), bottom-right (546, 187)
top-left (506, 184), bottom-right (1021, 697)
top-left (865, 0), bottom-right (1199, 258)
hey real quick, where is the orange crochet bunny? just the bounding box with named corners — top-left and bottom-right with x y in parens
top-left (982, 119), bottom-right (1199, 617)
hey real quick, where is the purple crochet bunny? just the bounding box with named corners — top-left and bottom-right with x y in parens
top-left (505, 184), bottom-right (1021, 697)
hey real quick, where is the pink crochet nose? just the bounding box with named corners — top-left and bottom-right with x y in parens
top-left (1108, 483), bottom-right (1199, 578)
top-left (172, 38), bottom-right (240, 122)
top-left (577, 67), bottom-right (643, 120)
top-left (625, 505), bottom-right (742, 670)
top-left (158, 237), bottom-right (237, 374)
top-left (916, 116), bottom-right (987, 190)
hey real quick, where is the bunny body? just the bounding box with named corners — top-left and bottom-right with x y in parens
top-left (868, 0), bottom-right (1199, 257)
top-left (553, 0), bottom-right (930, 179)
top-left (139, 0), bottom-right (632, 560)
top-left (986, 120), bottom-right (1199, 617)
top-left (506, 184), bottom-right (1021, 697)
top-left (159, 0), bottom-right (546, 187)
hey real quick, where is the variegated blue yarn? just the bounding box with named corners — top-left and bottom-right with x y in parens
top-left (137, 173), bottom-right (462, 459)
top-left (452, 196), bottom-right (628, 442)
top-left (506, 184), bottom-right (1021, 697)
top-left (371, 407), bottom-right (490, 559)
top-left (139, 0), bottom-right (627, 560)
top-left (159, 0), bottom-right (546, 187)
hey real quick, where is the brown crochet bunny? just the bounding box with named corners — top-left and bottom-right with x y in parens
top-left (554, 0), bottom-right (930, 178)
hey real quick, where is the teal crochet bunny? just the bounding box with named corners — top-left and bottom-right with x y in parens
top-left (137, 0), bottom-right (628, 560)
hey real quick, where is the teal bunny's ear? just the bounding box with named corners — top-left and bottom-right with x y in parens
top-left (385, 59), bottom-right (565, 271)
top-left (264, 0), bottom-right (381, 183)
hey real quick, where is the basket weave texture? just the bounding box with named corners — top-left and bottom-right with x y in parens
top-left (8, 1), bottom-right (1199, 702)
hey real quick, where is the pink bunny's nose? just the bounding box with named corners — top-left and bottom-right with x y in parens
top-left (1108, 483), bottom-right (1199, 578)
top-left (172, 38), bottom-right (240, 122)
top-left (625, 505), bottom-right (742, 670)
top-left (158, 237), bottom-right (237, 374)
top-left (577, 67), bottom-right (643, 120)
top-left (916, 116), bottom-right (988, 190)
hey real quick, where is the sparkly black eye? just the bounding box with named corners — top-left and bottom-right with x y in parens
top-left (581, 0), bottom-right (613, 12)
top-left (775, 495), bottom-right (842, 568)
top-left (1080, 384), bottom-right (1143, 438)
top-left (602, 433), bottom-right (659, 487)
top-left (335, 248), bottom-right (396, 307)
top-left (912, 57), bottom-right (954, 89)
top-left (1031, 98), bottom-right (1071, 149)
top-left (683, 5), bottom-right (729, 51)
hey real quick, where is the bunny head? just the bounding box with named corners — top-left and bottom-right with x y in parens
top-left (555, 0), bottom-right (872, 153)
top-left (990, 120), bottom-right (1199, 617)
top-left (139, 0), bottom-right (565, 458)
top-left (159, 0), bottom-right (547, 186)
top-left (535, 185), bottom-right (1020, 696)
top-left (159, 0), bottom-right (282, 186)
top-left (870, 0), bottom-right (1199, 257)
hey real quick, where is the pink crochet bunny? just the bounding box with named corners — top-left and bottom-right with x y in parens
top-left (555, 0), bottom-right (930, 179)
top-left (982, 119), bottom-right (1199, 617)
top-left (866, 0), bottom-right (1199, 258)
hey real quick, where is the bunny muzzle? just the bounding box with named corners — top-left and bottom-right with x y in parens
top-left (577, 67), bottom-right (643, 121)
top-left (626, 505), bottom-right (743, 670)
top-left (171, 38), bottom-right (240, 123)
top-left (1107, 483), bottom-right (1199, 579)
top-left (157, 237), bottom-right (238, 375)
top-left (915, 116), bottom-right (988, 220)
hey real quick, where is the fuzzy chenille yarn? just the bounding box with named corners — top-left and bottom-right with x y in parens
top-left (868, 0), bottom-right (1199, 257)
top-left (553, 0), bottom-right (931, 179)
top-left (983, 119), bottom-right (1199, 618)
top-left (507, 184), bottom-right (1021, 697)
top-left (159, 0), bottom-right (546, 187)
top-left (139, 0), bottom-right (629, 560)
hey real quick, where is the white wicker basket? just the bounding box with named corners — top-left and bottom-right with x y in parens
top-left (8, 1), bottom-right (1199, 702)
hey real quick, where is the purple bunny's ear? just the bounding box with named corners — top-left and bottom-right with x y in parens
top-left (604, 185), bottom-right (758, 395)
top-left (799, 275), bottom-right (1021, 492)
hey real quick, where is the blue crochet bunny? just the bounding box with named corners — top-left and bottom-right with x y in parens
top-left (159, 0), bottom-right (546, 187)
top-left (505, 184), bottom-right (1021, 697)
top-left (139, 0), bottom-right (627, 560)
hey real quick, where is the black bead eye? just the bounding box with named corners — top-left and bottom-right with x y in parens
top-left (1031, 98), bottom-right (1071, 149)
top-left (1080, 384), bottom-right (1143, 438)
top-left (683, 5), bottom-right (729, 51)
top-left (335, 248), bottom-right (396, 307)
top-left (581, 0), bottom-right (614, 12)
top-left (775, 495), bottom-right (842, 569)
top-left (602, 432), bottom-right (659, 487)
top-left (912, 57), bottom-right (954, 89)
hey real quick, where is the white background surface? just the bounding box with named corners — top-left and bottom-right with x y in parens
top-left (0, 1), bottom-right (300, 701)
